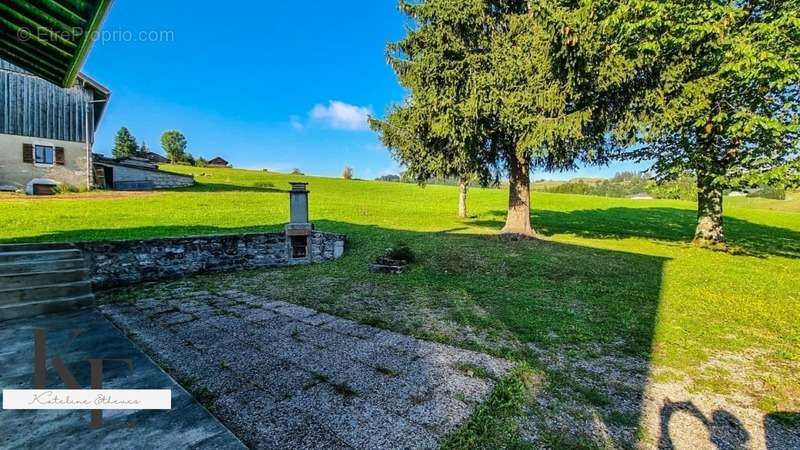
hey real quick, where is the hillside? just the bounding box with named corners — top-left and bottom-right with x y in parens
top-left (2, 165), bottom-right (799, 447)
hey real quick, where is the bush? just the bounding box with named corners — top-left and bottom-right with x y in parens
top-left (384, 243), bottom-right (415, 263)
top-left (747, 186), bottom-right (786, 200)
top-left (546, 181), bottom-right (593, 195)
top-left (53, 183), bottom-right (82, 194)
top-left (291, 168), bottom-right (304, 176)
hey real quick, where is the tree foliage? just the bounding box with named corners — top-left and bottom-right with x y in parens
top-left (370, 0), bottom-right (495, 219)
top-left (610, 0), bottom-right (800, 247)
top-left (160, 130), bottom-right (188, 164)
top-left (374, 0), bottom-right (622, 234)
top-left (112, 127), bottom-right (139, 159)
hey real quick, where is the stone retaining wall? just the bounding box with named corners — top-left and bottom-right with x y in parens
top-left (76, 232), bottom-right (345, 290)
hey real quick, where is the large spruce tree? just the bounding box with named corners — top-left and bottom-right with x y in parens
top-left (112, 127), bottom-right (138, 159)
top-left (611, 0), bottom-right (800, 249)
top-left (483, 2), bottom-right (623, 233)
top-left (375, 0), bottom-right (617, 234)
top-left (370, 1), bottom-right (493, 219)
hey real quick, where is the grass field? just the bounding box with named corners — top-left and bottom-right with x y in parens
top-left (2, 165), bottom-right (799, 447)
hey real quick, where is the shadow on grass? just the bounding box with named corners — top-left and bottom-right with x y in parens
top-left (475, 207), bottom-right (800, 258)
top-left (659, 401), bottom-right (749, 449)
top-left (173, 182), bottom-right (288, 193)
top-left (0, 225), bottom-right (285, 243)
top-left (3, 218), bottom-right (794, 447)
top-left (29, 221), bottom-right (667, 445)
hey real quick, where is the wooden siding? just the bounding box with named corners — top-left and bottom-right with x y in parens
top-left (0, 59), bottom-right (94, 143)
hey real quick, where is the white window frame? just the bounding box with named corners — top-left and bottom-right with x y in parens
top-left (33, 143), bottom-right (56, 167)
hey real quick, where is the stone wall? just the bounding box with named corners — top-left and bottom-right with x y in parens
top-left (76, 232), bottom-right (345, 290)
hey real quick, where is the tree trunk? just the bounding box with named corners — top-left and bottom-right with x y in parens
top-left (502, 153), bottom-right (535, 236)
top-left (693, 168), bottom-right (727, 250)
top-left (458, 176), bottom-right (468, 219)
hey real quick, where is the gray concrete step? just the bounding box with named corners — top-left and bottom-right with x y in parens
top-left (0, 245), bottom-right (95, 321)
top-left (0, 269), bottom-right (90, 290)
top-left (0, 243), bottom-right (75, 253)
top-left (0, 258), bottom-right (86, 275)
top-left (0, 280), bottom-right (93, 306)
top-left (0, 249), bottom-right (83, 264)
top-left (0, 294), bottom-right (94, 322)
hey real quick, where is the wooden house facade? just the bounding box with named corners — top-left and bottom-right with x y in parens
top-left (0, 58), bottom-right (110, 194)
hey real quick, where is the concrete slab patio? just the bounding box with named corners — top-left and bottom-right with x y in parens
top-left (98, 289), bottom-right (515, 450)
top-left (0, 310), bottom-right (245, 450)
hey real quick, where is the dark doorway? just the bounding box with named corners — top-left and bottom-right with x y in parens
top-left (103, 166), bottom-right (114, 188)
top-left (93, 165), bottom-right (113, 189)
top-left (32, 184), bottom-right (55, 195)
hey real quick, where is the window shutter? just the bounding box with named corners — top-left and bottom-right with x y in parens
top-left (55, 147), bottom-right (65, 165)
top-left (22, 144), bottom-right (33, 163)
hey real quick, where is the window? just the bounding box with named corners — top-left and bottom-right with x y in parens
top-left (34, 145), bottom-right (54, 165)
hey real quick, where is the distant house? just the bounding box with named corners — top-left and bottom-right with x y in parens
top-left (629, 193), bottom-right (654, 200)
top-left (0, 58), bottom-right (110, 194)
top-left (143, 151), bottom-right (169, 164)
top-left (208, 157), bottom-right (230, 167)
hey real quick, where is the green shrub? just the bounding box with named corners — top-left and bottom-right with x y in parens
top-left (53, 183), bottom-right (82, 194)
top-left (747, 186), bottom-right (786, 200)
top-left (546, 181), bottom-right (593, 195)
top-left (647, 175), bottom-right (698, 201)
top-left (385, 243), bottom-right (415, 263)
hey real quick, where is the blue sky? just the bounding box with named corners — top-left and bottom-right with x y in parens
top-left (83, 1), bottom-right (647, 180)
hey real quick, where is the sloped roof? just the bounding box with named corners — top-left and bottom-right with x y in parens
top-left (0, 0), bottom-right (113, 88)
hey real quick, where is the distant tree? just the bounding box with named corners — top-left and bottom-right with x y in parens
top-left (112, 127), bottom-right (138, 159)
top-left (746, 186), bottom-right (786, 200)
top-left (376, 174), bottom-right (401, 182)
top-left (612, 0), bottom-right (800, 249)
top-left (342, 166), bottom-right (354, 180)
top-left (196, 157), bottom-right (209, 167)
top-left (138, 141), bottom-right (150, 157)
top-left (291, 168), bottom-right (304, 176)
top-left (160, 130), bottom-right (188, 163)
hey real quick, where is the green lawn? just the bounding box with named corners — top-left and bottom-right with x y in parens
top-left (3, 165), bottom-right (799, 447)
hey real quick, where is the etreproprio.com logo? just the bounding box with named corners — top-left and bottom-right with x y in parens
top-left (16, 27), bottom-right (175, 45)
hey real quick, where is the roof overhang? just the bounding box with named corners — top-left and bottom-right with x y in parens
top-left (0, 0), bottom-right (113, 88)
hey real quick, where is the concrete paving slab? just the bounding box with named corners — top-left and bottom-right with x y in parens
top-left (99, 290), bottom-right (516, 449)
top-left (0, 310), bottom-right (245, 450)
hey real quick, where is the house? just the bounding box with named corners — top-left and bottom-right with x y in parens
top-left (0, 58), bottom-right (111, 194)
top-left (143, 151), bottom-right (169, 164)
top-left (93, 154), bottom-right (194, 190)
top-left (208, 157), bottom-right (230, 167)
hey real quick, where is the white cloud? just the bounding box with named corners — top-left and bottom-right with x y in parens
top-left (309, 101), bottom-right (372, 131)
top-left (290, 115), bottom-right (304, 131)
